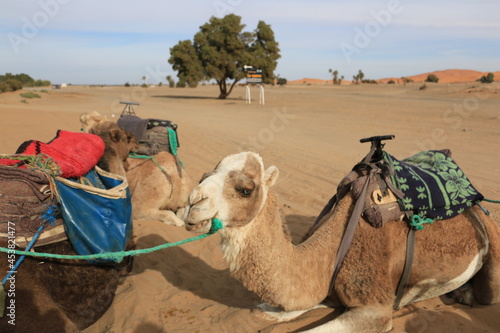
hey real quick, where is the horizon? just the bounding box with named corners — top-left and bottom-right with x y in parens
top-left (1, 1), bottom-right (499, 85)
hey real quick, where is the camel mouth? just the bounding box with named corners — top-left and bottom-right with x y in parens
top-left (185, 219), bottom-right (212, 232)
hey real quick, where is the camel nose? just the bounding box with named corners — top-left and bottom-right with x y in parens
top-left (188, 186), bottom-right (206, 206)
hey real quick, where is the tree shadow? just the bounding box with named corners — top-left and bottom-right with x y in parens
top-left (131, 233), bottom-right (260, 309)
top-left (151, 95), bottom-right (240, 101)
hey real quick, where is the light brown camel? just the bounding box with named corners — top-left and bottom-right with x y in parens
top-left (80, 112), bottom-right (193, 226)
top-left (183, 151), bottom-right (500, 332)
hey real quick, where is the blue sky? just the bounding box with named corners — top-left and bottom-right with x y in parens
top-left (1, 0), bottom-right (498, 85)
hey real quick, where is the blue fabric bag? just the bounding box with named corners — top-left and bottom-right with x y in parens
top-left (54, 166), bottom-right (132, 262)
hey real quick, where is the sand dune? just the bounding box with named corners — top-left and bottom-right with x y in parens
top-left (1, 82), bottom-right (499, 332)
top-left (290, 69), bottom-right (500, 85)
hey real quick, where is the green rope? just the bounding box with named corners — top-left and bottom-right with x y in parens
top-left (0, 219), bottom-right (223, 262)
top-left (0, 154), bottom-right (61, 177)
top-left (409, 215), bottom-right (435, 230)
top-left (483, 198), bottom-right (500, 204)
top-left (167, 128), bottom-right (184, 168)
top-left (167, 128), bottom-right (178, 157)
top-left (128, 152), bottom-right (166, 173)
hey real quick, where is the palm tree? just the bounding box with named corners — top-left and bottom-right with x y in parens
top-left (329, 69), bottom-right (339, 85)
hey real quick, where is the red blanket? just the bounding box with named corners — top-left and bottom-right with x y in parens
top-left (0, 130), bottom-right (105, 179)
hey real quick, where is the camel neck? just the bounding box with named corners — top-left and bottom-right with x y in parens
top-left (219, 190), bottom-right (352, 311)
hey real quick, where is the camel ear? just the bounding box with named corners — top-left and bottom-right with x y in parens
top-left (264, 166), bottom-right (279, 187)
top-left (109, 128), bottom-right (122, 143)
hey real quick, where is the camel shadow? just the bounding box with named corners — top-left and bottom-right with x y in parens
top-left (131, 233), bottom-right (260, 309)
top-left (397, 302), bottom-right (499, 332)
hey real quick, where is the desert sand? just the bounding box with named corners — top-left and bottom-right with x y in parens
top-left (1, 80), bottom-right (499, 332)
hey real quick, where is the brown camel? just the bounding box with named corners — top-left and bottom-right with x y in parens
top-left (0, 147), bottom-right (134, 332)
top-left (80, 112), bottom-right (193, 226)
top-left (183, 151), bottom-right (500, 332)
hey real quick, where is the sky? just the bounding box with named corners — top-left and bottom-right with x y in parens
top-left (1, 0), bottom-right (499, 85)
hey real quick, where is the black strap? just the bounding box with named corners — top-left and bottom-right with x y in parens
top-left (328, 169), bottom-right (373, 294)
top-left (394, 227), bottom-right (416, 310)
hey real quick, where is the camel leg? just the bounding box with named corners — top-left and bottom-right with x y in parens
top-left (133, 208), bottom-right (185, 226)
top-left (300, 305), bottom-right (392, 333)
top-left (255, 303), bottom-right (329, 322)
top-left (471, 213), bottom-right (500, 305)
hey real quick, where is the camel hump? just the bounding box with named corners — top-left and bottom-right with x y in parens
top-left (385, 149), bottom-right (484, 221)
top-left (117, 115), bottom-right (179, 157)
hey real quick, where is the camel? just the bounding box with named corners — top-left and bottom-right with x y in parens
top-left (0, 141), bottom-right (134, 332)
top-left (183, 151), bottom-right (500, 332)
top-left (0, 239), bottom-right (133, 332)
top-left (80, 112), bottom-right (193, 226)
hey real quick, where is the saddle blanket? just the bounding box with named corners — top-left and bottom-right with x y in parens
top-left (384, 150), bottom-right (484, 220)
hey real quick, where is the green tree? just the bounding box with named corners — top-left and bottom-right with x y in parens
top-left (358, 69), bottom-right (365, 82)
top-left (277, 77), bottom-right (287, 86)
top-left (329, 69), bottom-right (339, 85)
top-left (478, 72), bottom-right (494, 84)
top-left (166, 75), bottom-right (175, 88)
top-left (169, 14), bottom-right (281, 99)
top-left (425, 74), bottom-right (439, 83)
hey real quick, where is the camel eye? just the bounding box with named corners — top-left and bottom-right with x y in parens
top-left (237, 188), bottom-right (253, 198)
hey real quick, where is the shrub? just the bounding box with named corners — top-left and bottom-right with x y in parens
top-left (20, 92), bottom-right (41, 99)
top-left (478, 72), bottom-right (494, 84)
top-left (419, 84), bottom-right (427, 91)
top-left (0, 79), bottom-right (23, 92)
top-left (425, 74), bottom-right (439, 83)
top-left (124, 82), bottom-right (131, 87)
top-left (387, 80), bottom-right (396, 84)
top-left (277, 77), bottom-right (287, 86)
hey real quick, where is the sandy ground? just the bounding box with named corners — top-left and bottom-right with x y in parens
top-left (1, 82), bottom-right (499, 332)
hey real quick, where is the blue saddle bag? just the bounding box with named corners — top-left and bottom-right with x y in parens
top-left (54, 166), bottom-right (132, 263)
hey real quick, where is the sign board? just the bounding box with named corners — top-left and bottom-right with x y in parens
top-left (246, 69), bottom-right (262, 84)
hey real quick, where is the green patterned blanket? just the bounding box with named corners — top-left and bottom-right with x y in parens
top-left (384, 150), bottom-right (484, 220)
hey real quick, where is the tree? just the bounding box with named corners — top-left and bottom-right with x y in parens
top-left (169, 14), bottom-right (281, 99)
top-left (277, 77), bottom-right (287, 86)
top-left (329, 69), bottom-right (339, 85)
top-left (425, 74), bottom-right (439, 83)
top-left (358, 69), bottom-right (365, 82)
top-left (478, 72), bottom-right (494, 84)
top-left (166, 75), bottom-right (175, 88)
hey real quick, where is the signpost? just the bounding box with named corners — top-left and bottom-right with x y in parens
top-left (244, 66), bottom-right (264, 105)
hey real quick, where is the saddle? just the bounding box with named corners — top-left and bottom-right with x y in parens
top-left (329, 140), bottom-right (483, 230)
top-left (117, 115), bottom-right (180, 157)
top-left (0, 163), bottom-right (66, 248)
top-left (312, 135), bottom-right (485, 310)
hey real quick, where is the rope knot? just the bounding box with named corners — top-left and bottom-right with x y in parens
top-left (209, 218), bottom-right (223, 234)
top-left (409, 214), bottom-right (434, 230)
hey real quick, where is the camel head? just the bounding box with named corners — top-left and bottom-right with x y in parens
top-left (184, 152), bottom-right (279, 233)
top-left (88, 121), bottom-right (138, 176)
top-left (88, 122), bottom-right (137, 160)
top-left (80, 111), bottom-right (107, 133)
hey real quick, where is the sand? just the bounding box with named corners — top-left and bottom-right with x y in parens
top-left (1, 81), bottom-right (499, 332)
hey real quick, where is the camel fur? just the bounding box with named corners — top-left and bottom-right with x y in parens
top-left (183, 151), bottom-right (500, 333)
top-left (0, 240), bottom-right (133, 332)
top-left (80, 112), bottom-right (193, 226)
